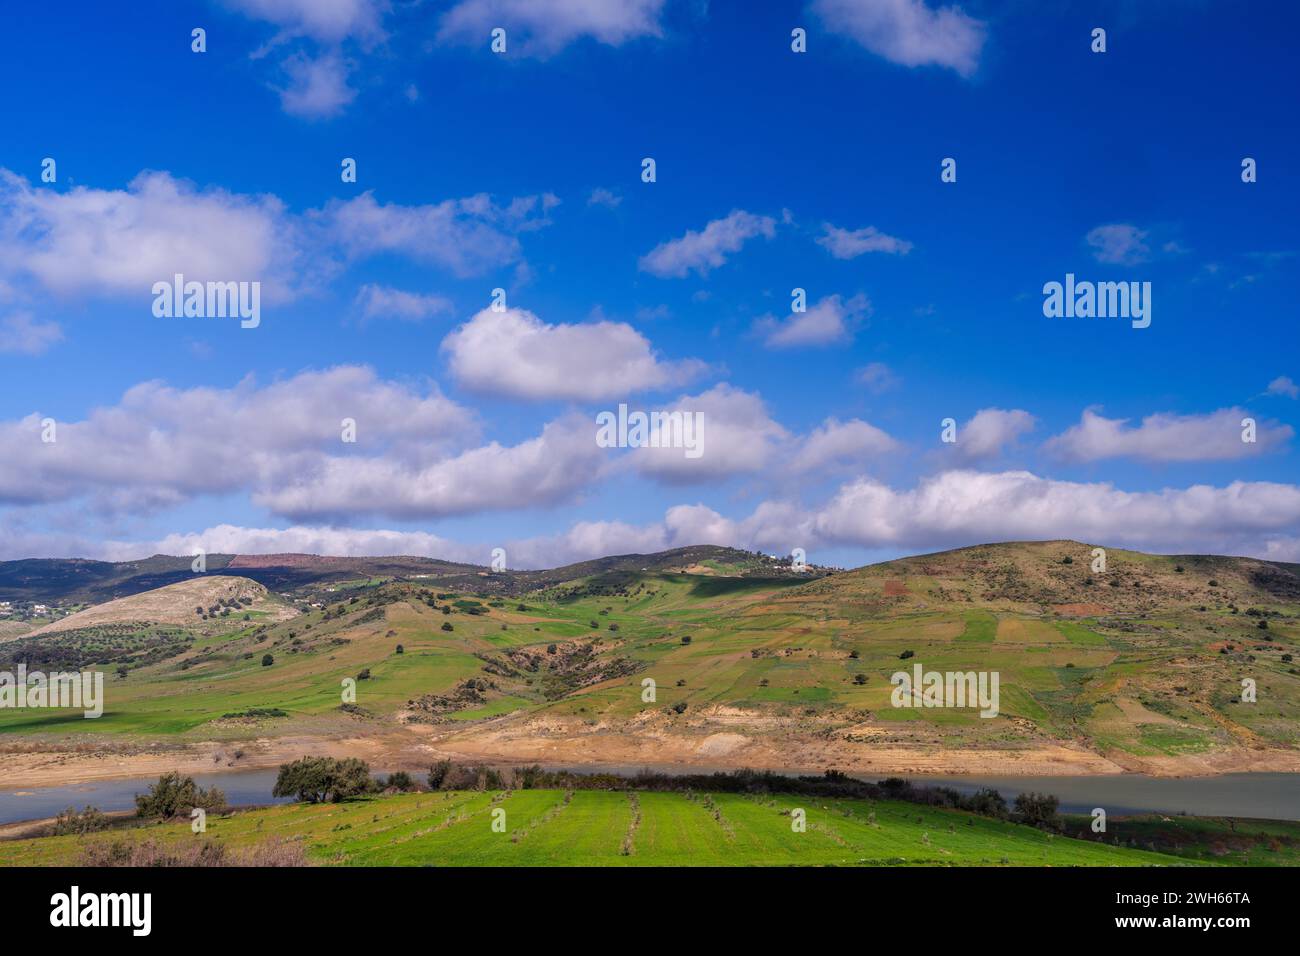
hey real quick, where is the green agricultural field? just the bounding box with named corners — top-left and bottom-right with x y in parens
top-left (0, 789), bottom-right (1197, 868)
top-left (955, 611), bottom-right (997, 642)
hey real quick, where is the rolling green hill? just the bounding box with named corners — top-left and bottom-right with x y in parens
top-left (1, 541), bottom-right (1296, 775)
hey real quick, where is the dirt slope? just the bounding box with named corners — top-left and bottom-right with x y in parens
top-left (24, 575), bottom-right (293, 635)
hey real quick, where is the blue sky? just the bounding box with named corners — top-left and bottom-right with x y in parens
top-left (0, 0), bottom-right (1297, 568)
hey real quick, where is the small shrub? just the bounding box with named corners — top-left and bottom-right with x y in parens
top-left (427, 760), bottom-right (452, 789)
top-left (135, 773), bottom-right (226, 819)
top-left (53, 805), bottom-right (109, 836)
top-left (272, 757), bottom-right (372, 804)
top-left (1013, 791), bottom-right (1062, 832)
top-left (383, 771), bottom-right (416, 792)
top-left (81, 838), bottom-right (306, 867)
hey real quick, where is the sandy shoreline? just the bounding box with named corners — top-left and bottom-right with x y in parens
top-left (3, 729), bottom-right (1298, 792)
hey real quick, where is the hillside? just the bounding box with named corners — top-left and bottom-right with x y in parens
top-left (24, 576), bottom-right (294, 637)
top-left (0, 540), bottom-right (1296, 783)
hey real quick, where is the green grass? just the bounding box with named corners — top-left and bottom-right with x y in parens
top-left (955, 611), bottom-right (997, 643)
top-left (0, 789), bottom-right (1197, 867)
top-left (1055, 621), bottom-right (1109, 646)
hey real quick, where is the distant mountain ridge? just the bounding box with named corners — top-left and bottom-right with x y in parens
top-left (3, 540), bottom-right (1296, 608)
top-left (0, 545), bottom-right (806, 604)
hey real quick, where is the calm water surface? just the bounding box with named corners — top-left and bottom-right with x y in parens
top-left (2, 765), bottom-right (1295, 825)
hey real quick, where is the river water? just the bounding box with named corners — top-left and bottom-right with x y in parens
top-left (0, 769), bottom-right (292, 826)
top-left (1, 766), bottom-right (1296, 826)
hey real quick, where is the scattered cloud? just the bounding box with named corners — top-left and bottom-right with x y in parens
top-left (0, 169), bottom-right (555, 333)
top-left (0, 168), bottom-right (304, 302)
top-left (945, 408), bottom-right (1036, 462)
top-left (220, 0), bottom-right (388, 119)
top-left (754, 293), bottom-right (869, 349)
top-left (1267, 376), bottom-right (1299, 399)
top-left (0, 366), bottom-right (476, 512)
top-left (222, 0), bottom-right (389, 45)
top-left (639, 210), bottom-right (776, 278)
top-left (812, 0), bottom-right (987, 77)
top-left (255, 414), bottom-right (604, 521)
top-left (629, 384), bottom-right (898, 484)
top-left (11, 464), bottom-right (1300, 567)
top-left (854, 361), bottom-right (900, 393)
top-left (587, 187), bottom-right (622, 209)
top-left (438, 0), bottom-right (667, 56)
top-left (1085, 223), bottom-right (1150, 266)
top-left (159, 523), bottom-right (462, 562)
top-left (277, 52), bottom-right (357, 119)
top-left (630, 384), bottom-right (789, 484)
top-left (793, 418), bottom-right (901, 474)
top-left (1045, 408), bottom-right (1292, 463)
top-left (818, 222), bottom-right (913, 258)
top-left (0, 312), bottom-right (63, 355)
top-left (441, 306), bottom-right (706, 401)
top-left (809, 470), bottom-right (1300, 558)
top-left (353, 284), bottom-right (454, 323)
top-left (312, 189), bottom-right (554, 277)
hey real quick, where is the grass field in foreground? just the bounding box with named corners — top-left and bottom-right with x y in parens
top-left (0, 789), bottom-right (1196, 867)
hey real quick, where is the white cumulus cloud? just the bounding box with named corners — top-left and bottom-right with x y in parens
top-left (945, 408), bottom-right (1036, 462)
top-left (441, 306), bottom-right (706, 401)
